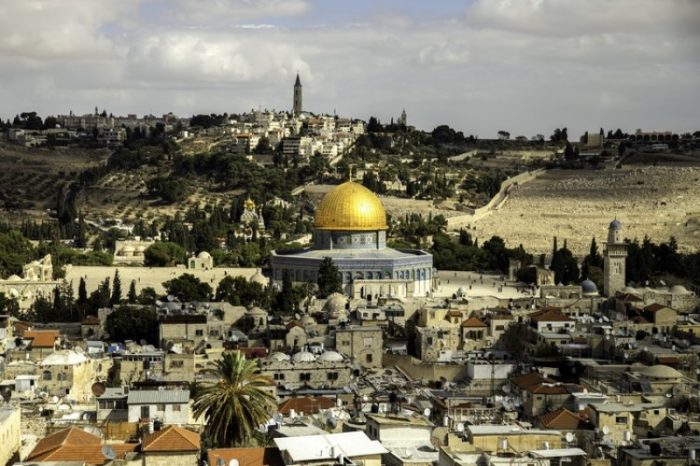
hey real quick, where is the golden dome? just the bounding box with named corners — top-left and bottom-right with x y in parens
top-left (314, 181), bottom-right (388, 231)
top-left (244, 196), bottom-right (256, 211)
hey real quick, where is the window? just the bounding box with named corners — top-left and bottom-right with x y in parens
top-left (366, 354), bottom-right (373, 363)
top-left (42, 371), bottom-right (52, 381)
top-left (363, 337), bottom-right (373, 347)
top-left (173, 405), bottom-right (181, 412)
top-left (653, 410), bottom-right (659, 415)
top-left (274, 373), bottom-right (286, 381)
top-left (299, 373), bottom-right (311, 382)
top-left (157, 404), bottom-right (166, 412)
top-left (195, 329), bottom-right (204, 336)
top-left (327, 372), bottom-right (339, 381)
top-left (170, 360), bottom-right (184, 368)
top-left (616, 416), bottom-right (627, 424)
top-left (427, 337), bottom-right (433, 345)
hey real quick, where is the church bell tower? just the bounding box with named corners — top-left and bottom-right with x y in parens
top-left (603, 219), bottom-right (627, 297)
top-left (293, 73), bottom-right (302, 116)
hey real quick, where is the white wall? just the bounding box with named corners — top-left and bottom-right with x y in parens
top-left (127, 403), bottom-right (190, 425)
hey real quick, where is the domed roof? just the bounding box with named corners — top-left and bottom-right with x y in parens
top-left (301, 315), bottom-right (316, 325)
top-left (197, 251), bottom-right (212, 259)
top-left (324, 293), bottom-right (347, 312)
top-left (268, 352), bottom-right (291, 362)
top-left (247, 306), bottom-right (268, 316)
top-left (581, 279), bottom-right (598, 295)
top-left (318, 351), bottom-right (344, 362)
top-left (609, 219), bottom-right (622, 230)
top-left (249, 269), bottom-right (268, 286)
top-left (292, 351), bottom-right (317, 363)
top-left (670, 285), bottom-right (689, 294)
top-left (314, 181), bottom-right (388, 231)
top-left (638, 364), bottom-right (682, 379)
top-left (6, 274), bottom-right (22, 281)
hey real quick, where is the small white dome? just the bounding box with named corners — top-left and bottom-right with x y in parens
top-left (247, 306), bottom-right (268, 316)
top-left (292, 351), bottom-right (317, 363)
top-left (324, 293), bottom-right (347, 313)
top-left (268, 352), bottom-right (291, 362)
top-left (197, 251), bottom-right (212, 259)
top-left (318, 351), bottom-right (344, 362)
top-left (249, 270), bottom-right (268, 286)
top-left (670, 285), bottom-right (689, 295)
top-left (6, 274), bottom-right (22, 281)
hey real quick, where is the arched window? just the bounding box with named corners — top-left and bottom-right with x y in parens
top-left (42, 370), bottom-right (52, 381)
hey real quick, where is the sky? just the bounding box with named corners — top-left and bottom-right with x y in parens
top-left (0, 0), bottom-right (698, 137)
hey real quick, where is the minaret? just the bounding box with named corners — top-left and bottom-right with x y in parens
top-left (293, 73), bottom-right (302, 116)
top-left (603, 219), bottom-right (627, 297)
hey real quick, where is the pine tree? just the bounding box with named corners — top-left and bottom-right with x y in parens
top-left (110, 270), bottom-right (122, 305)
top-left (78, 277), bottom-right (87, 305)
top-left (128, 280), bottom-right (137, 303)
top-left (317, 257), bottom-right (342, 298)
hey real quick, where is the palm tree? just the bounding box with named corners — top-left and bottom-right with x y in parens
top-left (193, 351), bottom-right (275, 447)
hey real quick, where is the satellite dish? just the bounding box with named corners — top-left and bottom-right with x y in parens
top-left (229, 460), bottom-right (240, 466)
top-left (51, 395), bottom-right (59, 404)
top-left (565, 432), bottom-right (574, 443)
top-left (102, 445), bottom-right (117, 460)
top-left (602, 425), bottom-right (610, 435)
top-left (423, 408), bottom-right (431, 417)
top-left (502, 384), bottom-right (511, 394)
top-left (91, 382), bottom-right (106, 397)
top-left (456, 423), bottom-right (464, 433)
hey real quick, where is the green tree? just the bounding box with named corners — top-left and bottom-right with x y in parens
top-left (110, 270), bottom-right (122, 305)
top-left (550, 247), bottom-right (579, 285)
top-left (317, 257), bottom-right (341, 298)
top-left (138, 287), bottom-right (158, 305)
top-left (215, 276), bottom-right (266, 307)
top-left (163, 273), bottom-right (212, 302)
top-left (144, 241), bottom-right (187, 267)
top-left (127, 280), bottom-right (138, 303)
top-left (274, 271), bottom-right (296, 315)
top-left (105, 306), bottom-right (159, 344)
top-left (193, 351), bottom-right (275, 447)
top-left (89, 278), bottom-right (111, 310)
top-left (77, 277), bottom-right (88, 306)
top-left (0, 292), bottom-right (20, 317)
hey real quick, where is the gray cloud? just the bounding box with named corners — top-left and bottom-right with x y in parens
top-left (0, 0), bottom-right (697, 137)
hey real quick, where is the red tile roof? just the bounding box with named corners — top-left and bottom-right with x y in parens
top-left (82, 315), bottom-right (100, 325)
top-left (530, 308), bottom-right (573, 322)
top-left (511, 372), bottom-right (552, 390)
top-left (537, 407), bottom-right (591, 430)
top-left (27, 427), bottom-right (138, 465)
top-left (142, 426), bottom-right (200, 452)
top-left (278, 396), bottom-right (335, 415)
top-left (461, 317), bottom-right (487, 328)
top-left (208, 448), bottom-right (284, 466)
top-left (644, 303), bottom-right (670, 313)
top-left (24, 329), bottom-right (60, 348)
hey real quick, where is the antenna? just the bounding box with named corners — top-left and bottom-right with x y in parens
top-left (565, 432), bottom-right (574, 443)
top-left (456, 423), bottom-right (464, 433)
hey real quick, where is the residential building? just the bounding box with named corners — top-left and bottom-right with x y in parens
top-left (0, 407), bottom-right (20, 466)
top-left (127, 388), bottom-right (190, 424)
top-left (335, 325), bottom-right (383, 368)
